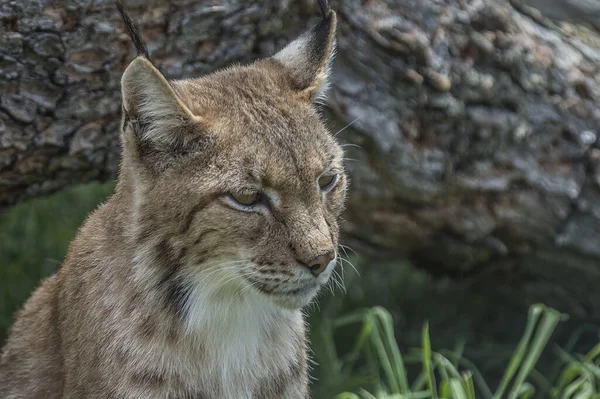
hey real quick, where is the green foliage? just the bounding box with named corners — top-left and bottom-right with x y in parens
top-left (552, 344), bottom-right (600, 398)
top-left (0, 182), bottom-right (114, 343)
top-left (313, 302), bottom-right (600, 399)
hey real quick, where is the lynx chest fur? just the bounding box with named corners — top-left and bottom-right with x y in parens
top-left (0, 1), bottom-right (346, 398)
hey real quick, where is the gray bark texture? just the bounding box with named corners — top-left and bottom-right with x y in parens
top-left (2, 0), bottom-right (600, 317)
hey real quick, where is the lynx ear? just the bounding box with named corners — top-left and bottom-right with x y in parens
top-left (272, 1), bottom-right (337, 102)
top-left (121, 57), bottom-right (201, 149)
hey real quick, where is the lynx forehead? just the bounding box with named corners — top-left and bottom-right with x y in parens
top-left (0, 1), bottom-right (346, 397)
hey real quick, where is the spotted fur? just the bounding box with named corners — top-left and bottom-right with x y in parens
top-left (0, 2), bottom-right (344, 398)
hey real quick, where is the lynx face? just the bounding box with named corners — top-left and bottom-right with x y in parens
top-left (121, 11), bottom-right (345, 314)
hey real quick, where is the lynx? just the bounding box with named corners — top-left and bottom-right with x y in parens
top-left (0, 1), bottom-right (346, 398)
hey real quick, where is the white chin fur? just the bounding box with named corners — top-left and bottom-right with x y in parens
top-left (316, 258), bottom-right (337, 285)
top-left (272, 286), bottom-right (320, 309)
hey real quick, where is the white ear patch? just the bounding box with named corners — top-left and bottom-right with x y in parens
top-left (121, 57), bottom-right (200, 147)
top-left (273, 36), bottom-right (311, 69)
top-left (271, 11), bottom-right (337, 103)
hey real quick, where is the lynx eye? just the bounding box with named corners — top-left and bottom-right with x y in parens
top-left (318, 173), bottom-right (338, 192)
top-left (230, 192), bottom-right (260, 207)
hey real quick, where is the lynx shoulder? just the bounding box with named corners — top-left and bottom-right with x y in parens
top-left (0, 1), bottom-right (346, 398)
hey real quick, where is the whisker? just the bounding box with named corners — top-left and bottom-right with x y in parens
top-left (342, 157), bottom-right (364, 165)
top-left (308, 297), bottom-right (321, 312)
top-left (339, 256), bottom-right (360, 277)
top-left (338, 244), bottom-right (361, 276)
top-left (196, 263), bottom-right (246, 276)
top-left (338, 245), bottom-right (349, 260)
top-left (194, 260), bottom-right (248, 275)
top-left (193, 263), bottom-right (248, 282)
top-left (338, 259), bottom-right (345, 280)
top-left (332, 269), bottom-right (346, 293)
top-left (339, 244), bottom-right (359, 257)
top-left (326, 279), bottom-right (336, 297)
top-left (340, 143), bottom-right (364, 151)
top-left (234, 272), bottom-right (260, 302)
top-left (334, 116), bottom-right (361, 137)
top-left (330, 279), bottom-right (339, 295)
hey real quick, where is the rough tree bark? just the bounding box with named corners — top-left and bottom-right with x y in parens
top-left (2, 0), bottom-right (600, 317)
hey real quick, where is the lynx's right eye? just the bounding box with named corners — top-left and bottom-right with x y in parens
top-left (230, 192), bottom-right (260, 207)
top-left (224, 191), bottom-right (268, 213)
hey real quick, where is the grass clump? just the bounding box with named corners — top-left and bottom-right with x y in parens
top-left (318, 303), bottom-right (599, 399)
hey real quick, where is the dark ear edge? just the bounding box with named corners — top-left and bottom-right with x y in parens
top-left (271, 5), bottom-right (337, 103)
top-left (116, 0), bottom-right (150, 59)
top-left (305, 8), bottom-right (337, 83)
top-left (299, 9), bottom-right (337, 102)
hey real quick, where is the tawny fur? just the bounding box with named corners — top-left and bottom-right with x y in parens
top-left (0, 5), bottom-right (344, 399)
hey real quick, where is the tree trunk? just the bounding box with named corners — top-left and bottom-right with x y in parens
top-left (2, 0), bottom-right (600, 317)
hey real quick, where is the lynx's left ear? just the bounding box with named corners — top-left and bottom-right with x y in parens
top-left (272, 0), bottom-right (337, 103)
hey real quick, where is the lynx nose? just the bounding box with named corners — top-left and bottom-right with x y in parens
top-left (307, 251), bottom-right (335, 276)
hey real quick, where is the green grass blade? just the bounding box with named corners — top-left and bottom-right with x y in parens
top-left (572, 384), bottom-right (593, 399)
top-left (342, 313), bottom-right (374, 366)
top-left (334, 310), bottom-right (370, 328)
top-left (508, 306), bottom-right (564, 399)
top-left (439, 380), bottom-right (449, 399)
top-left (464, 372), bottom-right (477, 399)
top-left (563, 377), bottom-right (586, 398)
top-left (437, 360), bottom-right (450, 398)
top-left (436, 353), bottom-right (463, 380)
top-left (557, 364), bottom-right (584, 393)
top-left (422, 322), bottom-right (438, 398)
top-left (529, 369), bottom-right (552, 396)
top-left (406, 392), bottom-right (434, 399)
top-left (372, 307), bottom-right (410, 394)
top-left (440, 350), bottom-right (493, 399)
top-left (357, 389), bottom-right (379, 399)
top-left (493, 304), bottom-right (544, 399)
top-left (583, 343), bottom-right (600, 363)
top-left (449, 378), bottom-right (468, 399)
top-left (545, 324), bottom-right (600, 398)
top-left (435, 352), bottom-right (473, 396)
top-left (516, 382), bottom-right (535, 398)
top-left (411, 371), bottom-right (428, 392)
top-left (367, 313), bottom-right (401, 394)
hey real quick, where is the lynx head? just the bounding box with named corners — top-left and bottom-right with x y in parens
top-left (117, 1), bottom-right (346, 314)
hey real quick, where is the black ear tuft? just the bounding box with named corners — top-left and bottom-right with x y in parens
top-left (309, 6), bottom-right (336, 71)
top-left (116, 0), bottom-right (150, 60)
top-left (317, 0), bottom-right (332, 19)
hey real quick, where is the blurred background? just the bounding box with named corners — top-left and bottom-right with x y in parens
top-left (2, 0), bottom-right (600, 398)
